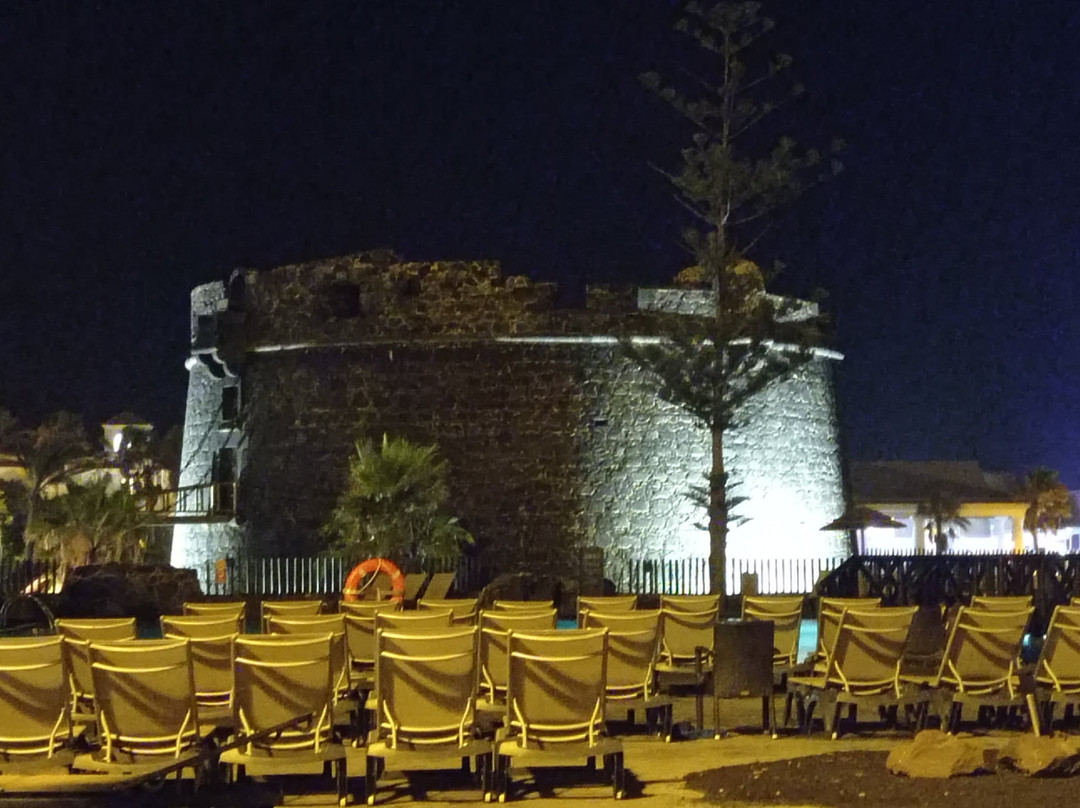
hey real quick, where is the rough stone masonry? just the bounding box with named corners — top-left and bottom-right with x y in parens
top-left (171, 251), bottom-right (847, 586)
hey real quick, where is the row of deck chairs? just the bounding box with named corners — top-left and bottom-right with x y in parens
top-left (786, 594), bottom-right (1080, 738)
top-left (1, 613), bottom-right (641, 801)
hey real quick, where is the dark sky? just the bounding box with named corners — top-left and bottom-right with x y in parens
top-left (2, 1), bottom-right (1079, 483)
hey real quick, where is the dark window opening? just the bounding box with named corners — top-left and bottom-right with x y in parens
top-left (195, 314), bottom-right (217, 345)
top-left (211, 448), bottom-right (237, 514)
top-left (226, 271), bottom-right (246, 312)
top-left (322, 283), bottom-right (362, 318)
top-left (221, 386), bottom-right (240, 425)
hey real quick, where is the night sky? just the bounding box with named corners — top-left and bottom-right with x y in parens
top-left (2, 2), bottom-right (1079, 483)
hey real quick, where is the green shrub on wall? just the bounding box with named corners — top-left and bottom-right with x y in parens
top-left (323, 434), bottom-right (472, 564)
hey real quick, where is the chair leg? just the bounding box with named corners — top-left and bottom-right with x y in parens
top-left (336, 758), bottom-right (348, 807)
top-left (769, 693), bottom-right (779, 739)
top-left (947, 702), bottom-right (962, 734)
top-left (365, 754), bottom-right (378, 805)
top-left (497, 755), bottom-right (511, 803)
top-left (479, 754), bottom-right (492, 801)
top-left (829, 701), bottom-right (843, 739)
top-left (802, 699), bottom-right (816, 736)
top-left (1026, 693), bottom-right (1042, 736)
top-left (713, 691), bottom-right (723, 740)
top-left (1043, 701), bottom-right (1055, 734)
top-left (613, 751), bottom-right (626, 799)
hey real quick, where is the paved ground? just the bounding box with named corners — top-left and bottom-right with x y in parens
top-left (269, 694), bottom-right (1015, 807)
top-left (0, 693), bottom-right (1020, 806)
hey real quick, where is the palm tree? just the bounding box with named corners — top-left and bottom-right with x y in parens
top-left (323, 434), bottom-right (472, 564)
top-left (1018, 467), bottom-right (1074, 551)
top-left (916, 490), bottom-right (970, 554)
top-left (0, 411), bottom-right (95, 557)
top-left (27, 479), bottom-right (152, 569)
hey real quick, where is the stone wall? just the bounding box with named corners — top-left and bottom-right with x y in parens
top-left (171, 253), bottom-right (847, 586)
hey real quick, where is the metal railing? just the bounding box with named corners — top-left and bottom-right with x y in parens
top-left (198, 553), bottom-right (480, 598)
top-left (615, 556), bottom-right (844, 596)
top-left (0, 558), bottom-right (61, 599)
top-left (150, 483), bottom-right (237, 520)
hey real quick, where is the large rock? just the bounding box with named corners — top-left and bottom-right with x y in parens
top-left (479, 572), bottom-right (568, 615)
top-left (1001, 733), bottom-right (1080, 776)
top-left (887, 730), bottom-right (992, 778)
top-left (56, 564), bottom-right (202, 621)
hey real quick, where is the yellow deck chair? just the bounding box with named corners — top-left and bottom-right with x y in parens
top-left (492, 599), bottom-right (556, 612)
top-left (494, 629), bottom-right (624, 800)
top-left (788, 606), bottom-right (919, 738)
top-left (478, 609), bottom-right (558, 710)
top-left (1033, 605), bottom-right (1080, 732)
top-left (374, 610), bottom-right (452, 632)
top-left (365, 626), bottom-right (491, 802)
top-left (422, 571), bottom-right (457, 601)
top-left (220, 633), bottom-right (348, 806)
top-left (265, 615), bottom-right (350, 702)
top-left (583, 609), bottom-right (672, 739)
top-left (56, 618), bottom-right (136, 720)
top-left (161, 632), bottom-right (236, 730)
top-left (742, 595), bottom-right (805, 673)
top-left (577, 595), bottom-right (637, 626)
top-left (75, 639), bottom-right (200, 773)
top-left (970, 595), bottom-right (1034, 611)
top-left (660, 594), bottom-right (721, 614)
top-left (909, 606), bottom-right (1036, 734)
top-left (815, 597), bottom-right (881, 665)
top-left (183, 601), bottom-right (246, 623)
top-left (161, 614), bottom-right (243, 637)
top-left (0, 636), bottom-right (71, 760)
top-left (260, 599), bottom-right (323, 631)
top-left (417, 597), bottom-right (479, 625)
top-left (344, 614), bottom-right (380, 693)
top-left (655, 607), bottom-right (718, 732)
top-left (339, 600), bottom-right (401, 617)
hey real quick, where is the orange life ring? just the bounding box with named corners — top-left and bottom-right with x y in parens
top-left (342, 557), bottom-right (406, 603)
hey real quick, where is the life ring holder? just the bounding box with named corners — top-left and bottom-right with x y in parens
top-left (342, 557), bottom-right (406, 603)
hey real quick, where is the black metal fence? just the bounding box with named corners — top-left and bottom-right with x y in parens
top-left (819, 551), bottom-right (1080, 632)
top-left (0, 558), bottom-right (60, 598)
top-left (615, 556), bottom-right (844, 596)
top-left (197, 553), bottom-right (486, 598)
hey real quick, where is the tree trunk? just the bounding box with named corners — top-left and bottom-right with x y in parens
top-left (709, 426), bottom-right (727, 609)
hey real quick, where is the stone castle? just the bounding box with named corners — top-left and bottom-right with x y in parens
top-left (170, 251), bottom-right (848, 584)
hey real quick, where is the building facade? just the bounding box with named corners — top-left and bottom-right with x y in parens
top-left (170, 252), bottom-right (848, 586)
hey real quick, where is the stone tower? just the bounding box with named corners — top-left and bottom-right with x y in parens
top-left (170, 252), bottom-right (848, 588)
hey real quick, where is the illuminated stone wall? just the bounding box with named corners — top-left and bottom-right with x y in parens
top-left (171, 253), bottom-right (847, 585)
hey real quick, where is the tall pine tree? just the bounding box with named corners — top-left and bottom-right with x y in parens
top-left (632, 2), bottom-right (841, 599)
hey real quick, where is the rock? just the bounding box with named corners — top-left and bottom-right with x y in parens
top-left (887, 730), bottom-right (992, 778)
top-left (479, 572), bottom-right (565, 615)
top-left (56, 564), bottom-right (202, 622)
top-left (1001, 733), bottom-right (1080, 776)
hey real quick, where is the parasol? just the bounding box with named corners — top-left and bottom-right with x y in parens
top-left (821, 506), bottom-right (906, 554)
